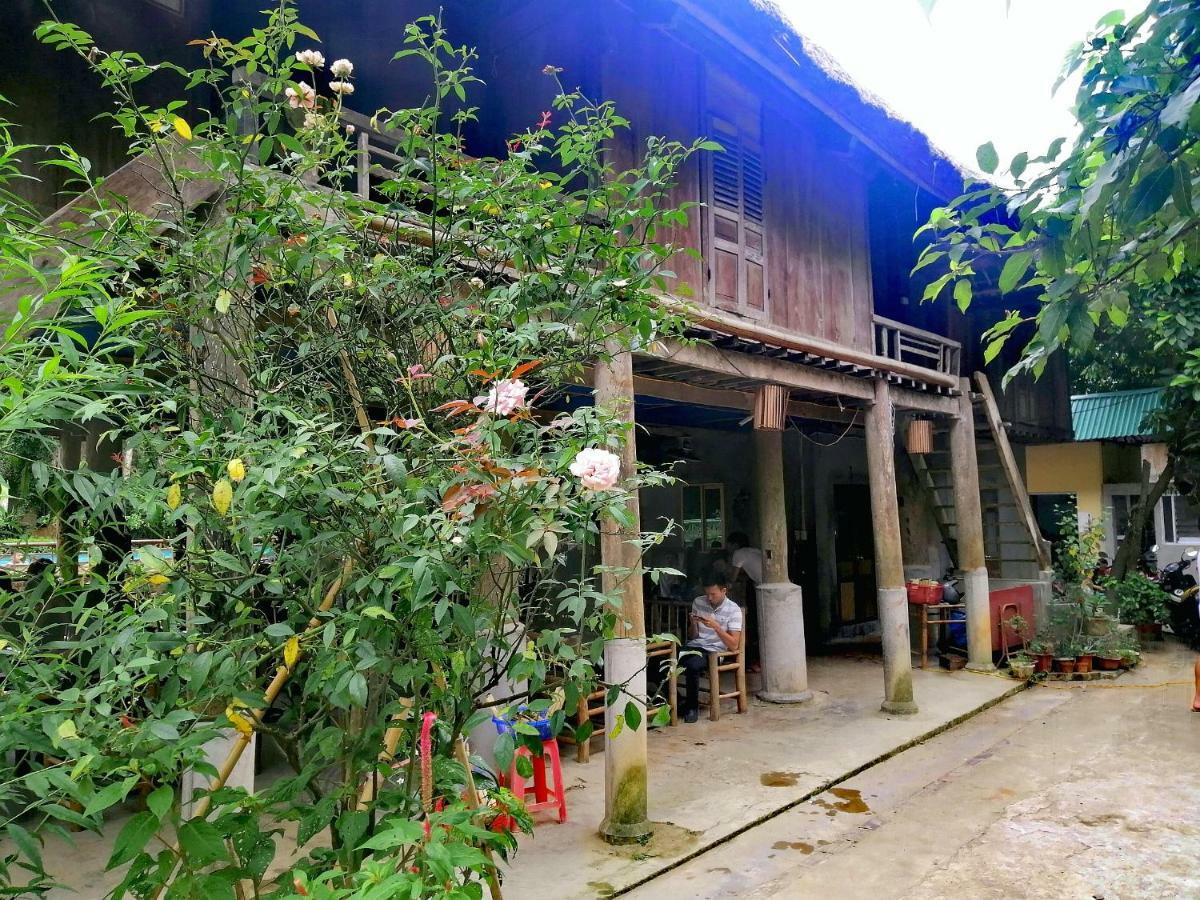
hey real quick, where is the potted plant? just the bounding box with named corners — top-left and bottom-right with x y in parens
top-left (1028, 634), bottom-right (1055, 673)
top-left (1093, 633), bottom-right (1123, 671)
top-left (1109, 573), bottom-right (1169, 640)
top-left (1118, 630), bottom-right (1142, 668)
top-left (1054, 636), bottom-right (1080, 674)
top-left (1008, 654), bottom-right (1035, 680)
top-left (1003, 614), bottom-right (1031, 656)
top-left (1075, 638), bottom-right (1094, 674)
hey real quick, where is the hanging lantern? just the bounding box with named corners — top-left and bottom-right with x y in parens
top-left (753, 383), bottom-right (789, 431)
top-left (906, 418), bottom-right (933, 454)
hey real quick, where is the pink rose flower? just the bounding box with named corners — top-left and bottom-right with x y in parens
top-left (474, 378), bottom-right (528, 416)
top-left (407, 363), bottom-right (433, 380)
top-left (285, 83), bottom-right (316, 110)
top-left (569, 448), bottom-right (621, 491)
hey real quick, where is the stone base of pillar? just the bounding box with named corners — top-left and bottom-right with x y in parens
top-left (1033, 569), bottom-right (1054, 627)
top-left (878, 586), bottom-right (919, 715)
top-left (963, 567), bottom-right (996, 672)
top-left (598, 637), bottom-right (653, 845)
top-left (756, 582), bottom-right (813, 703)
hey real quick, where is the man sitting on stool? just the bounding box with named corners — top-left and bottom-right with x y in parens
top-left (679, 574), bottom-right (743, 723)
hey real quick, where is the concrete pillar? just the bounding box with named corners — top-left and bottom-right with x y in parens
top-left (753, 423), bottom-right (812, 703)
top-left (950, 381), bottom-right (994, 671)
top-left (757, 583), bottom-right (813, 702)
top-left (864, 379), bottom-right (918, 715)
top-left (594, 346), bottom-right (651, 844)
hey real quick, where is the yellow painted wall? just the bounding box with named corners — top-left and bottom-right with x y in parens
top-left (1026, 442), bottom-right (1104, 523)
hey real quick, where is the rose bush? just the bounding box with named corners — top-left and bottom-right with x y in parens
top-left (0, 5), bottom-right (707, 897)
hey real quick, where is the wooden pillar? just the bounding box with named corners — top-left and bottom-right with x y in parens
top-left (950, 380), bottom-right (994, 671)
top-left (754, 427), bottom-right (789, 584)
top-left (864, 379), bottom-right (918, 714)
top-left (594, 345), bottom-right (651, 844)
top-left (753, 412), bottom-right (812, 703)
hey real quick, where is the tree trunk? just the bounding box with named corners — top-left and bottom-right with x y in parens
top-left (1112, 458), bottom-right (1175, 581)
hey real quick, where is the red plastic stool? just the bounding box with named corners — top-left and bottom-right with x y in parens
top-left (505, 737), bottom-right (568, 824)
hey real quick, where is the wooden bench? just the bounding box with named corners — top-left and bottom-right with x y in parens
top-left (558, 639), bottom-right (679, 763)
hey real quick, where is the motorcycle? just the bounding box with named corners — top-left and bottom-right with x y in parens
top-left (1159, 547), bottom-right (1198, 596)
top-left (1162, 548), bottom-right (1200, 648)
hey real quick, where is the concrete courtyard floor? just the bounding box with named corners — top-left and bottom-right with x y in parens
top-left (625, 639), bottom-right (1200, 899)
top-left (500, 652), bottom-right (1021, 898)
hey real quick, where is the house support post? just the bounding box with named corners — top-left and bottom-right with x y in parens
top-left (950, 380), bottom-right (994, 671)
top-left (595, 345), bottom-right (652, 845)
top-left (865, 379), bottom-right (918, 714)
top-left (753, 420), bottom-right (811, 703)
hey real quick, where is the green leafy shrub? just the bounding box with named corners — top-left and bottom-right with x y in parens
top-left (1106, 573), bottom-right (1170, 625)
top-left (0, 5), bottom-right (709, 896)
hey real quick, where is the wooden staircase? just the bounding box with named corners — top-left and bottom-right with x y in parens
top-left (905, 375), bottom-right (1051, 580)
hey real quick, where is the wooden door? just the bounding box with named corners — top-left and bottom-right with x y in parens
top-left (834, 484), bottom-right (877, 624)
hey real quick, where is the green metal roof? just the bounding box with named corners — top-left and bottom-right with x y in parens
top-left (1071, 388), bottom-right (1164, 442)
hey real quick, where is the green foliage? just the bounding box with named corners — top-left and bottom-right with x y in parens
top-left (1052, 505), bottom-right (1104, 586)
top-left (0, 5), bottom-right (707, 896)
top-left (914, 1), bottom-right (1200, 421)
top-left (1106, 572), bottom-right (1171, 624)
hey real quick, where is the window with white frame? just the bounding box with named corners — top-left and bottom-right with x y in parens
top-left (1163, 493), bottom-right (1200, 542)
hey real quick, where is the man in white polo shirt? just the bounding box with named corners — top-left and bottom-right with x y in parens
top-left (679, 574), bottom-right (743, 723)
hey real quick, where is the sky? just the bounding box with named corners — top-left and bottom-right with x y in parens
top-left (777, 0), bottom-right (1123, 172)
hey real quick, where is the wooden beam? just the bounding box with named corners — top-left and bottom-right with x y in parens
top-left (628, 372), bottom-right (857, 425)
top-left (892, 386), bottom-right (959, 416)
top-left (649, 339), bottom-right (875, 401)
top-left (973, 371), bottom-right (1052, 571)
top-left (678, 304), bottom-right (960, 391)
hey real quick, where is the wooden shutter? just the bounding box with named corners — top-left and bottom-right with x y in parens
top-left (705, 115), bottom-right (768, 318)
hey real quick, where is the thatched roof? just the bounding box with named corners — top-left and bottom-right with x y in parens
top-left (673, 0), bottom-right (970, 201)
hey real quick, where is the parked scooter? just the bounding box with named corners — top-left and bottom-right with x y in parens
top-left (1159, 547), bottom-right (1199, 596)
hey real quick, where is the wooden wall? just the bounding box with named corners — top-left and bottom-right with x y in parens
top-left (591, 15), bottom-right (877, 352)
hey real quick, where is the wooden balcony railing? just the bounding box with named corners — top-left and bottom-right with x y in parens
top-left (872, 315), bottom-right (961, 378)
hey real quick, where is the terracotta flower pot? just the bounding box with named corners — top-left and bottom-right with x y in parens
top-left (1097, 655), bottom-right (1121, 671)
top-left (1033, 652), bottom-right (1054, 673)
top-left (1054, 657), bottom-right (1077, 674)
top-left (1075, 654), bottom-right (1093, 674)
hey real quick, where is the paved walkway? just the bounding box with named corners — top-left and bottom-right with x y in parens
top-left (624, 640), bottom-right (1200, 899)
top-left (502, 653), bottom-right (1020, 898)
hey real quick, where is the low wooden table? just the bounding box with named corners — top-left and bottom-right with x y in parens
top-left (913, 601), bottom-right (965, 669)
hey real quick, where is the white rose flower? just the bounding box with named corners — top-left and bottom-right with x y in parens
top-left (296, 49), bottom-right (325, 68)
top-left (474, 379), bottom-right (528, 416)
top-left (330, 58), bottom-right (354, 78)
top-left (569, 448), bottom-right (622, 491)
top-left (329, 80), bottom-right (355, 96)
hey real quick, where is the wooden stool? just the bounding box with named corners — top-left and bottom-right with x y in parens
top-left (689, 606), bottom-right (748, 721)
top-left (505, 738), bottom-right (567, 823)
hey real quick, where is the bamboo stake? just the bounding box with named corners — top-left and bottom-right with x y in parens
top-left (355, 702), bottom-right (413, 810)
top-left (454, 735), bottom-right (503, 900)
top-left (151, 559), bottom-right (353, 899)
